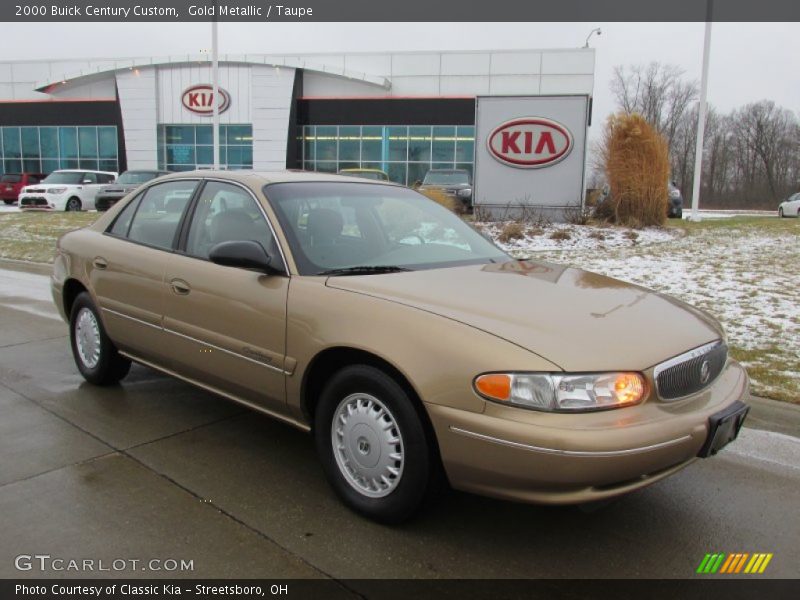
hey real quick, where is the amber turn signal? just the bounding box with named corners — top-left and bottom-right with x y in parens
top-left (474, 373), bottom-right (512, 401)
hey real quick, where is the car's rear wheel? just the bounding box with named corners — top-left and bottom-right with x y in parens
top-left (70, 292), bottom-right (131, 385)
top-left (314, 365), bottom-right (436, 523)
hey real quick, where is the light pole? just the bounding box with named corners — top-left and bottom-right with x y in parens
top-left (690, 0), bottom-right (713, 221)
top-left (583, 27), bottom-right (601, 48)
top-left (211, 0), bottom-right (220, 170)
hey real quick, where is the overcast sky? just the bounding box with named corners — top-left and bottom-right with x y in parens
top-left (3, 21), bottom-right (798, 142)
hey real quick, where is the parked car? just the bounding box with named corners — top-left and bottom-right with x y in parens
top-left (778, 192), bottom-right (800, 218)
top-left (1, 173), bottom-right (46, 205)
top-left (337, 168), bottom-right (390, 182)
top-left (668, 181), bottom-right (683, 218)
top-left (19, 170), bottom-right (117, 211)
top-left (52, 170), bottom-right (749, 523)
top-left (95, 170), bottom-right (168, 211)
top-left (418, 169), bottom-right (472, 209)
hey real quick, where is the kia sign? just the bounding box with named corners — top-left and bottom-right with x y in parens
top-left (474, 96), bottom-right (589, 220)
top-left (181, 85), bottom-right (230, 116)
top-left (487, 118), bottom-right (573, 168)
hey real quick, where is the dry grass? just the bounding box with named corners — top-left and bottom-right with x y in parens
top-left (0, 212), bottom-right (101, 263)
top-left (549, 230), bottom-right (571, 241)
top-left (497, 222), bottom-right (525, 243)
top-left (601, 113), bottom-right (670, 228)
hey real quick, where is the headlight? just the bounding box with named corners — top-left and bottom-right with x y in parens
top-left (47, 187), bottom-right (68, 194)
top-left (474, 372), bottom-right (647, 412)
top-left (457, 188), bottom-right (472, 198)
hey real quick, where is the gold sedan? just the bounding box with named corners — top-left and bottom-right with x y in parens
top-left (51, 171), bottom-right (750, 522)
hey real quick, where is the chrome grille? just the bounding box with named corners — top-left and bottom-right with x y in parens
top-left (654, 341), bottom-right (727, 400)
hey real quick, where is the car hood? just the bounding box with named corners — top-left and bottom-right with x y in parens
top-left (326, 260), bottom-right (723, 372)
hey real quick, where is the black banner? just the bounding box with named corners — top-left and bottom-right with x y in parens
top-left (2, 580), bottom-right (800, 600)
top-left (2, 0), bottom-right (800, 23)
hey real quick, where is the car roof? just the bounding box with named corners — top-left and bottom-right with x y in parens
top-left (153, 169), bottom-right (401, 186)
top-left (51, 169), bottom-right (118, 175)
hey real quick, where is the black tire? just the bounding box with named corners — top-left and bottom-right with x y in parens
top-left (314, 364), bottom-right (438, 524)
top-left (65, 197), bottom-right (81, 212)
top-left (779, 208), bottom-right (784, 218)
top-left (3, 200), bottom-right (13, 205)
top-left (69, 292), bottom-right (131, 385)
top-left (676, 208), bottom-right (683, 219)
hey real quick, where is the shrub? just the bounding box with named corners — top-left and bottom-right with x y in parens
top-left (418, 188), bottom-right (460, 213)
top-left (601, 113), bottom-right (670, 227)
top-left (549, 230), bottom-right (571, 241)
top-left (497, 222), bottom-right (526, 243)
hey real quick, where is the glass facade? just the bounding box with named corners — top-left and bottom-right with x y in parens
top-left (158, 124), bottom-right (254, 172)
top-left (0, 126), bottom-right (118, 175)
top-left (301, 125), bottom-right (475, 186)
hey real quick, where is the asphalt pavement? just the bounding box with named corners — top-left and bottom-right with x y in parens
top-left (0, 261), bottom-right (798, 581)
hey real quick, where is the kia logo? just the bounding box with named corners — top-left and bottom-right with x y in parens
top-left (181, 85), bottom-right (231, 116)
top-left (487, 117), bottom-right (573, 168)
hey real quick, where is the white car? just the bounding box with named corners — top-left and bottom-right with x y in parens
top-left (18, 169), bottom-right (117, 212)
top-left (778, 192), bottom-right (800, 218)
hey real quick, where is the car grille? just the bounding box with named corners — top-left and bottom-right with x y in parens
top-left (20, 197), bottom-right (48, 207)
top-left (654, 341), bottom-right (727, 400)
top-left (26, 188), bottom-right (46, 194)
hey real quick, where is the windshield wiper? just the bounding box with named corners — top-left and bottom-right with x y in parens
top-left (317, 265), bottom-right (412, 276)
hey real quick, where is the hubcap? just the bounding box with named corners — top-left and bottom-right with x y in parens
top-left (75, 308), bottom-right (101, 369)
top-left (331, 393), bottom-right (404, 498)
top-left (67, 199), bottom-right (79, 211)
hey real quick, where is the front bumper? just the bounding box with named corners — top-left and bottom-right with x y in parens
top-left (19, 195), bottom-right (60, 210)
top-left (427, 359), bottom-right (749, 504)
top-left (95, 193), bottom-right (124, 211)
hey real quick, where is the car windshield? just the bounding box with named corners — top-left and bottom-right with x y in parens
top-left (117, 171), bottom-right (161, 184)
top-left (423, 171), bottom-right (470, 185)
top-left (265, 182), bottom-right (509, 275)
top-left (42, 172), bottom-right (84, 185)
top-left (1, 175), bottom-right (21, 183)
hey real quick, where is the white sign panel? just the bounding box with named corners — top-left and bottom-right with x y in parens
top-left (474, 95), bottom-right (589, 219)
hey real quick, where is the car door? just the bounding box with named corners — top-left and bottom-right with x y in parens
top-left (90, 179), bottom-right (199, 366)
top-left (162, 180), bottom-right (289, 414)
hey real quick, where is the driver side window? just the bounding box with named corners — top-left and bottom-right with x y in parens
top-left (185, 181), bottom-right (277, 261)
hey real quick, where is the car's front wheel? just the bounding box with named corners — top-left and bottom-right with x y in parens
top-left (314, 365), bottom-right (437, 523)
top-left (779, 207), bottom-right (784, 218)
top-left (65, 197), bottom-right (82, 211)
top-left (70, 292), bottom-right (131, 385)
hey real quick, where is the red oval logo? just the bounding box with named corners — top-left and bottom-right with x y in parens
top-left (487, 117), bottom-right (573, 168)
top-left (181, 85), bottom-right (231, 116)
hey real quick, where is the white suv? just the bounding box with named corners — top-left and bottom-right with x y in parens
top-left (19, 169), bottom-right (117, 211)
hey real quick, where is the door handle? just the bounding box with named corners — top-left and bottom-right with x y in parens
top-left (93, 257), bottom-right (108, 270)
top-left (170, 279), bottom-right (191, 295)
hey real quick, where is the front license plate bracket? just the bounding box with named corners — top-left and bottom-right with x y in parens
top-left (697, 400), bottom-right (749, 458)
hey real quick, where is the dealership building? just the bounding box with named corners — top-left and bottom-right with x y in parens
top-left (0, 49), bottom-right (594, 213)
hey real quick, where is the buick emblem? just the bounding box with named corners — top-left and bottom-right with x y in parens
top-left (699, 360), bottom-right (711, 384)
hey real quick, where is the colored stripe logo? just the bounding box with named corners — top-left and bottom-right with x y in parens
top-left (696, 553), bottom-right (773, 574)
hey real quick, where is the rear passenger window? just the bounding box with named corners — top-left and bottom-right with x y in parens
top-left (127, 181), bottom-right (197, 250)
top-left (108, 194), bottom-right (142, 237)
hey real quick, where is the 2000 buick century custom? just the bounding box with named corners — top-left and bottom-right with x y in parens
top-left (51, 171), bottom-right (749, 522)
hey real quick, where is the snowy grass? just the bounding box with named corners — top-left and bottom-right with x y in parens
top-left (483, 216), bottom-right (799, 404)
top-left (0, 212), bottom-right (100, 263)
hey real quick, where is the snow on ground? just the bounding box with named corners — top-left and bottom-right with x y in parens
top-left (482, 219), bottom-right (800, 403)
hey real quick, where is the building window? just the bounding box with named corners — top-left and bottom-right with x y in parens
top-left (158, 124), bottom-right (253, 172)
top-left (0, 125), bottom-right (118, 176)
top-left (300, 125), bottom-right (475, 186)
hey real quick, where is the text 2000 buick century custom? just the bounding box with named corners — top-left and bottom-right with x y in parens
top-left (51, 171), bottom-right (749, 522)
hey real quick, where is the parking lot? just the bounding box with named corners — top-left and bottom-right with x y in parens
top-left (0, 260), bottom-right (799, 581)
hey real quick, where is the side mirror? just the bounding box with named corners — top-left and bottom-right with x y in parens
top-left (209, 240), bottom-right (277, 274)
